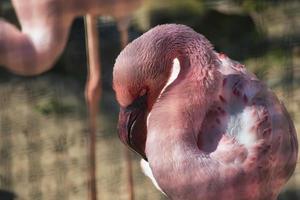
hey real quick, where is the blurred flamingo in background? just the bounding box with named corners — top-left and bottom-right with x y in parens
top-left (0, 0), bottom-right (142, 199)
top-left (0, 0), bottom-right (141, 75)
top-left (113, 24), bottom-right (298, 200)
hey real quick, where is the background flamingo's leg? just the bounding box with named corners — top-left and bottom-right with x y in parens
top-left (85, 14), bottom-right (101, 200)
top-left (117, 16), bottom-right (135, 200)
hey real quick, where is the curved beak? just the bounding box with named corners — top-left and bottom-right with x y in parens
top-left (118, 94), bottom-right (148, 160)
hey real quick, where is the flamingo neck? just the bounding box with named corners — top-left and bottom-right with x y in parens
top-left (146, 103), bottom-right (218, 198)
top-left (145, 42), bottom-right (222, 199)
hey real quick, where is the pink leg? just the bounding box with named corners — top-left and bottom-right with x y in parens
top-left (85, 14), bottom-right (101, 200)
top-left (117, 17), bottom-right (135, 200)
top-left (117, 17), bottom-right (130, 48)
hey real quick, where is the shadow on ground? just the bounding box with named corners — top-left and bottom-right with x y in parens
top-left (0, 189), bottom-right (16, 200)
top-left (278, 189), bottom-right (300, 200)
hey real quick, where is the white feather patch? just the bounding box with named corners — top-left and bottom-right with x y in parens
top-left (140, 159), bottom-right (166, 195)
top-left (160, 58), bottom-right (181, 97)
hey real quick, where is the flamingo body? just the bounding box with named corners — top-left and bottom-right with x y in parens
top-left (113, 24), bottom-right (298, 200)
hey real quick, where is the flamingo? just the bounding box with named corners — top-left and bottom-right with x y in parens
top-left (0, 0), bottom-right (141, 75)
top-left (113, 24), bottom-right (298, 200)
top-left (0, 0), bottom-right (142, 199)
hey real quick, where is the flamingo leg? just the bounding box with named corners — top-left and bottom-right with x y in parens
top-left (85, 14), bottom-right (101, 200)
top-left (117, 17), bottom-right (134, 200)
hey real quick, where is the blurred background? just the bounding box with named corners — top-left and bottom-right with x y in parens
top-left (0, 0), bottom-right (299, 199)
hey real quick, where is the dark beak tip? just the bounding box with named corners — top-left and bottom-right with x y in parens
top-left (117, 94), bottom-right (148, 160)
top-left (118, 122), bottom-right (148, 160)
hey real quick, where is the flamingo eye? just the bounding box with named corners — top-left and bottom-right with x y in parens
top-left (139, 88), bottom-right (147, 97)
top-left (126, 91), bottom-right (148, 112)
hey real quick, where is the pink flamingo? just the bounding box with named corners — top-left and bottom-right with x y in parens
top-left (0, 0), bottom-right (141, 75)
top-left (113, 24), bottom-right (298, 200)
top-left (0, 1), bottom-right (142, 199)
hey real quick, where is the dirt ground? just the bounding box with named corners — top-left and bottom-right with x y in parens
top-left (0, 74), bottom-right (166, 200)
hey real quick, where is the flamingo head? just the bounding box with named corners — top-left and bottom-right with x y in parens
top-left (113, 26), bottom-right (177, 160)
top-left (113, 24), bottom-right (214, 159)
